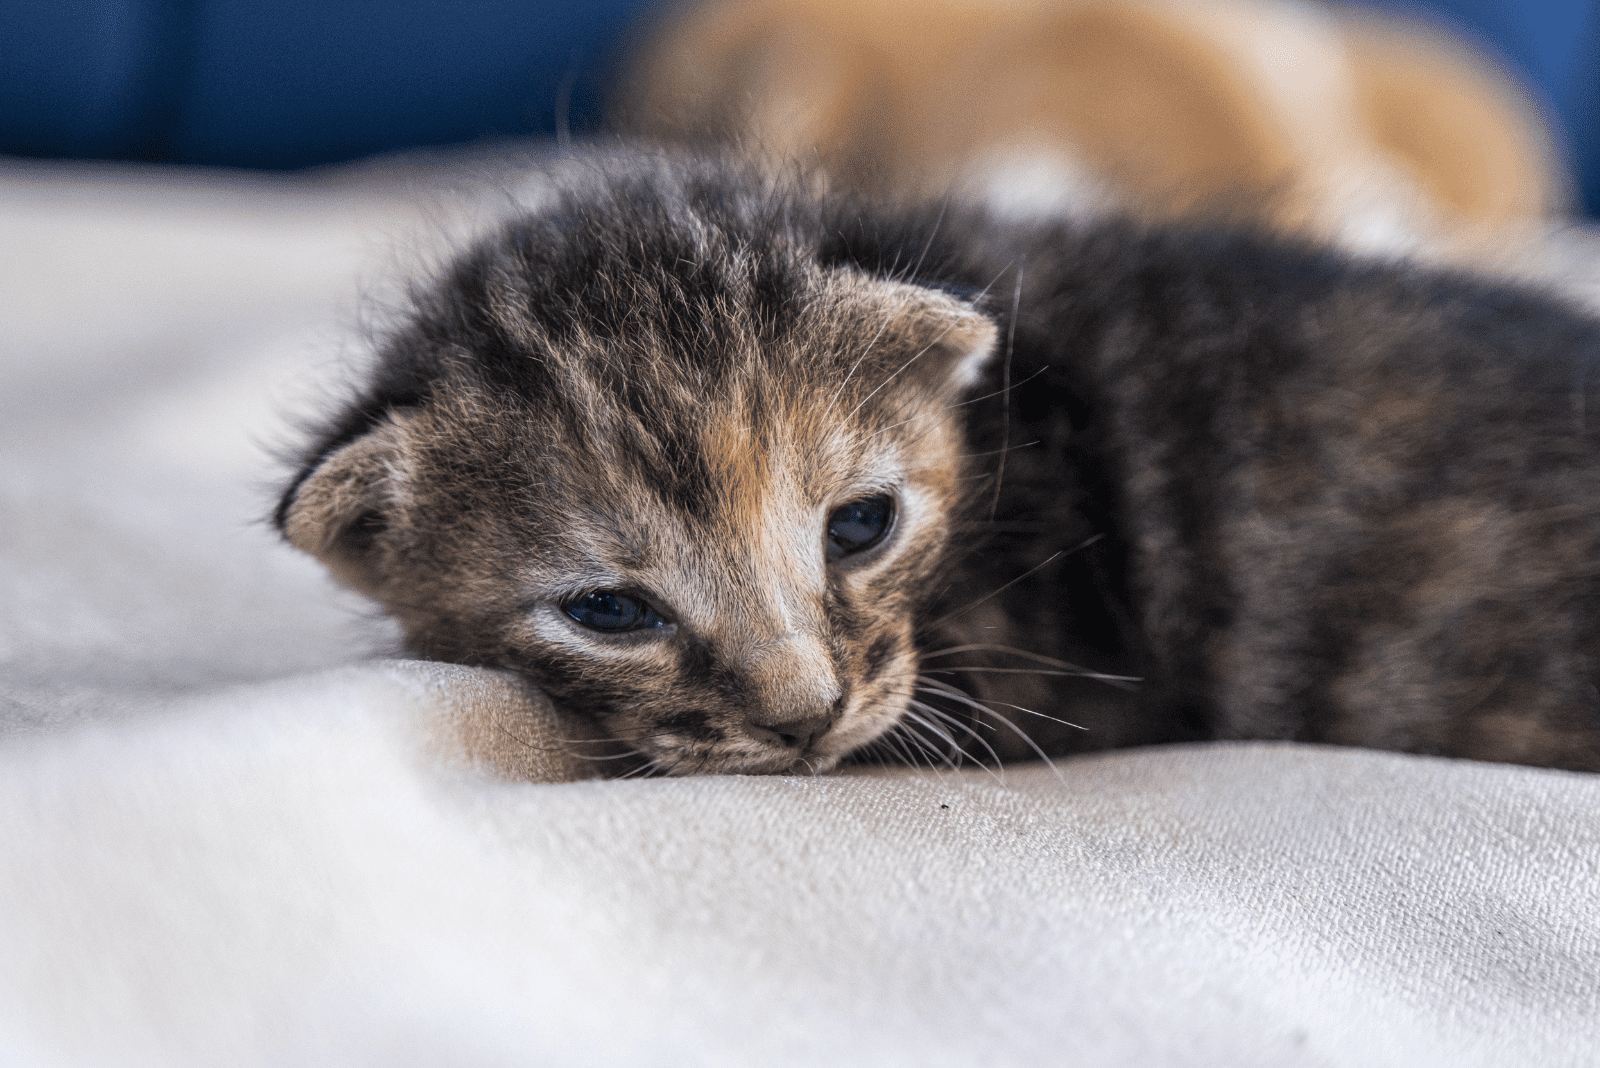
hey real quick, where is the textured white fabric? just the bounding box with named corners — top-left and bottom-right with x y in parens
top-left (2, 157), bottom-right (1598, 1066)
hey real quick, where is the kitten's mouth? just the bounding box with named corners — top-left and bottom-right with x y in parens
top-left (711, 746), bottom-right (844, 777)
top-left (626, 698), bottom-right (905, 776)
top-left (735, 714), bottom-right (901, 775)
top-left (782, 747), bottom-right (853, 775)
top-left (653, 737), bottom-right (852, 777)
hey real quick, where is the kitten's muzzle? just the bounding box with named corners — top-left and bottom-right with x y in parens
top-left (736, 631), bottom-right (843, 753)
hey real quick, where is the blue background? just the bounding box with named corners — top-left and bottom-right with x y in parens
top-left (0, 0), bottom-right (1594, 214)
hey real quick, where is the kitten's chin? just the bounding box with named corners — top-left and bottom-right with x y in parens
top-left (648, 738), bottom-right (859, 777)
top-left (639, 704), bottom-right (906, 777)
top-left (698, 750), bottom-right (846, 777)
top-left (752, 755), bottom-right (845, 777)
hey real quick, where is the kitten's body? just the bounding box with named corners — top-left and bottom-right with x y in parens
top-left (279, 152), bottom-right (1600, 773)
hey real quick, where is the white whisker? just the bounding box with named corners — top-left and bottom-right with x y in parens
top-left (989, 257), bottom-right (1023, 520)
top-left (886, 722), bottom-right (946, 776)
top-left (898, 709), bottom-right (967, 771)
top-left (904, 198), bottom-right (947, 284)
top-left (830, 313), bottom-right (896, 404)
top-left (924, 533), bottom-right (1104, 629)
top-left (915, 674), bottom-right (1062, 783)
top-left (845, 318), bottom-right (965, 421)
top-left (922, 666), bottom-right (1140, 690)
top-left (909, 699), bottom-right (1006, 779)
top-left (947, 367), bottom-right (1047, 410)
top-left (917, 677), bottom-right (1087, 731)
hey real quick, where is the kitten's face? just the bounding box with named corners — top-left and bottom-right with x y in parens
top-left (284, 256), bottom-right (995, 774)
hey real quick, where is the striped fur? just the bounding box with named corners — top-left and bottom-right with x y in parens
top-left (280, 155), bottom-right (993, 773)
top-left (279, 151), bottom-right (1600, 774)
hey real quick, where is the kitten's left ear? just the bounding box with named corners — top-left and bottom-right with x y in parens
top-left (274, 416), bottom-right (413, 596)
top-left (875, 280), bottom-right (1000, 394)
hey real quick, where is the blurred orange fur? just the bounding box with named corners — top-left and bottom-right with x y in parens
top-left (618, 0), bottom-right (1569, 250)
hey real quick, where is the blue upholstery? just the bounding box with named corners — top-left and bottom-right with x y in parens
top-left (0, 0), bottom-right (643, 167)
top-left (0, 0), bottom-right (1594, 213)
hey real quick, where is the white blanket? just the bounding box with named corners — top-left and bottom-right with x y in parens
top-left (2, 155), bottom-right (1597, 1066)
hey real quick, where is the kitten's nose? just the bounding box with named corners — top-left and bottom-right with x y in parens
top-left (745, 710), bottom-right (837, 752)
top-left (739, 631), bottom-right (841, 751)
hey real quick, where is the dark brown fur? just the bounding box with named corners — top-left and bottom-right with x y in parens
top-left (278, 151), bottom-right (1600, 774)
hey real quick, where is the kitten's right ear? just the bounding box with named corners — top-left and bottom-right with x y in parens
top-left (276, 418), bottom-right (412, 596)
top-left (874, 280), bottom-right (1001, 396)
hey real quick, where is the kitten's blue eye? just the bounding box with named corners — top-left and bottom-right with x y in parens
top-left (826, 494), bottom-right (895, 561)
top-left (564, 590), bottom-right (667, 632)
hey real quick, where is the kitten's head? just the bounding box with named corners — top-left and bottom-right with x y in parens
top-left (278, 161), bottom-right (995, 773)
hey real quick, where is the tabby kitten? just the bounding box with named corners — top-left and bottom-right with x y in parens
top-left (277, 151), bottom-right (1600, 774)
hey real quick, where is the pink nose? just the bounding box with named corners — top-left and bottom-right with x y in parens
top-left (745, 710), bottom-right (838, 751)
